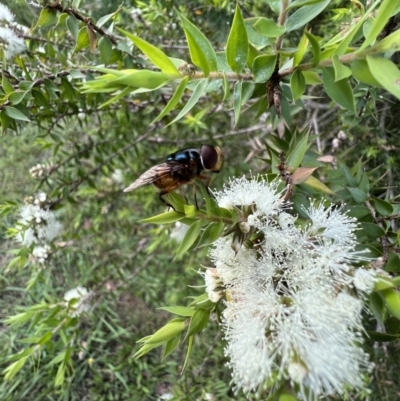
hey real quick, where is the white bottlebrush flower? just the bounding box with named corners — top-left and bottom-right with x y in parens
top-left (16, 192), bottom-right (63, 246)
top-left (213, 175), bottom-right (283, 217)
top-left (207, 177), bottom-right (372, 400)
top-left (64, 286), bottom-right (92, 317)
top-left (32, 244), bottom-right (51, 264)
top-left (0, 4), bottom-right (14, 23)
top-left (0, 26), bottom-right (25, 59)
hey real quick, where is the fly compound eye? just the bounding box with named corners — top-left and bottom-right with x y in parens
top-left (200, 145), bottom-right (218, 170)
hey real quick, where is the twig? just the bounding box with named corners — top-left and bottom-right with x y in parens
top-left (48, 2), bottom-right (117, 44)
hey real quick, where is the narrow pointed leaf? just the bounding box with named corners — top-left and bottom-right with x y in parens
top-left (381, 289), bottom-right (400, 320)
top-left (285, 0), bottom-right (330, 32)
top-left (167, 78), bottom-right (208, 126)
top-left (146, 319), bottom-right (186, 344)
top-left (305, 31), bottom-right (320, 67)
top-left (322, 67), bottom-right (355, 112)
top-left (253, 55), bottom-right (276, 83)
top-left (367, 56), bottom-right (400, 100)
top-left (286, 132), bottom-right (309, 169)
top-left (226, 4), bottom-right (248, 74)
top-left (293, 31), bottom-right (309, 66)
top-left (175, 219), bottom-right (203, 259)
top-left (118, 29), bottom-right (180, 75)
top-left (253, 17), bottom-right (286, 38)
top-left (359, 0), bottom-right (399, 51)
top-left (152, 76), bottom-right (189, 123)
top-left (178, 13), bottom-right (217, 76)
top-left (332, 54), bottom-right (352, 81)
top-left (290, 69), bottom-right (306, 101)
top-left (140, 211), bottom-right (185, 224)
top-left (158, 306), bottom-right (195, 317)
top-left (186, 308), bottom-right (210, 338)
top-left (303, 176), bottom-right (335, 195)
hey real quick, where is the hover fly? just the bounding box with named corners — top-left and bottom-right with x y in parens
top-left (124, 145), bottom-right (223, 207)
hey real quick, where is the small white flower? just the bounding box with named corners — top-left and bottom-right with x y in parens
top-left (0, 26), bottom-right (25, 59)
top-left (288, 361), bottom-right (308, 383)
top-left (64, 286), bottom-right (92, 317)
top-left (353, 268), bottom-right (376, 293)
top-left (214, 176), bottom-right (283, 217)
top-left (111, 169), bottom-right (123, 184)
top-left (204, 268), bottom-right (224, 303)
top-left (170, 221), bottom-right (189, 243)
top-left (0, 4), bottom-right (14, 23)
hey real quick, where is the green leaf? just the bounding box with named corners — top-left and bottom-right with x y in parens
top-left (374, 276), bottom-right (395, 292)
top-left (373, 198), bottom-right (393, 217)
top-left (322, 67), bottom-right (355, 113)
top-left (367, 331), bottom-right (400, 342)
top-left (332, 54), bottom-right (352, 81)
top-left (146, 319), bottom-right (186, 344)
top-left (359, 222), bottom-right (385, 239)
top-left (198, 220), bottom-right (225, 248)
top-left (2, 74), bottom-right (13, 94)
top-left (5, 106), bottom-right (30, 122)
top-left (167, 78), bottom-right (208, 126)
top-left (302, 176), bottom-right (335, 195)
top-left (381, 289), bottom-right (400, 320)
top-left (8, 91), bottom-right (27, 105)
top-left (351, 59), bottom-right (382, 87)
top-left (305, 31), bottom-right (320, 67)
top-left (54, 362), bottom-right (65, 387)
top-left (367, 56), bottom-right (400, 100)
top-left (32, 8), bottom-right (57, 31)
top-left (287, 132), bottom-right (309, 169)
top-left (293, 31), bottom-right (309, 66)
top-left (253, 17), bottom-right (286, 38)
top-left (162, 335), bottom-right (180, 360)
top-left (158, 306), bottom-right (195, 317)
top-left (98, 36), bottom-right (112, 64)
top-left (140, 211), bottom-right (185, 224)
top-left (252, 55), bottom-right (276, 83)
top-left (3, 357), bottom-right (28, 380)
top-left (369, 29), bottom-right (400, 54)
top-left (134, 341), bottom-right (165, 358)
top-left (186, 308), bottom-right (210, 338)
top-left (287, 0), bottom-right (327, 10)
top-left (347, 187), bottom-right (368, 203)
top-left (66, 15), bottom-right (79, 41)
top-left (178, 12), bottom-right (217, 76)
top-left (285, 0), bottom-right (330, 32)
top-left (118, 29), bottom-right (180, 75)
top-left (233, 80), bottom-right (242, 127)
top-left (359, 0), bottom-right (399, 51)
top-left (290, 69), bottom-right (306, 101)
top-left (302, 70), bottom-right (321, 84)
top-left (370, 292), bottom-right (384, 325)
top-left (175, 219), bottom-right (203, 259)
top-left (96, 6), bottom-right (122, 27)
top-left (182, 335), bottom-right (193, 372)
top-left (226, 4), bottom-right (248, 74)
top-left (385, 252), bottom-right (400, 273)
top-left (74, 26), bottom-right (90, 53)
top-left (152, 76), bottom-right (189, 123)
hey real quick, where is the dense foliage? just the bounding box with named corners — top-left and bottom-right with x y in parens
top-left (1, 0), bottom-right (400, 400)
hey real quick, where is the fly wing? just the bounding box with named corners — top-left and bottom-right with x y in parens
top-left (123, 162), bottom-right (183, 192)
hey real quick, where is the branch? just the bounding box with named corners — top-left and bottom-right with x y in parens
top-left (48, 2), bottom-right (118, 44)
